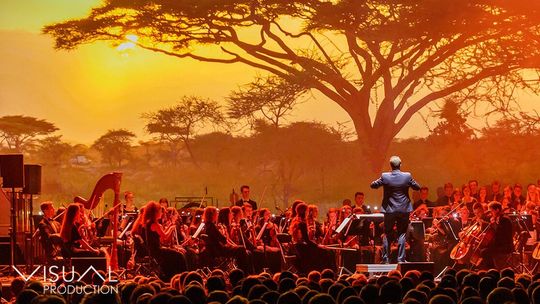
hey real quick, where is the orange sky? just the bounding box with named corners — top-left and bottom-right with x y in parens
top-left (1, 1), bottom-right (538, 145)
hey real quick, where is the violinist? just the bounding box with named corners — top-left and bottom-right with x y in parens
top-left (38, 202), bottom-right (62, 263)
top-left (485, 201), bottom-right (513, 270)
top-left (289, 201), bottom-right (335, 273)
top-left (127, 206), bottom-right (146, 270)
top-left (229, 206), bottom-right (249, 248)
top-left (255, 208), bottom-right (279, 248)
top-left (188, 208), bottom-right (204, 235)
top-left (322, 208), bottom-right (339, 245)
top-left (254, 208), bottom-right (282, 273)
top-left (242, 202), bottom-right (255, 223)
top-left (307, 205), bottom-right (324, 243)
top-left (217, 207), bottom-right (238, 248)
top-left (202, 206), bottom-right (253, 273)
top-left (60, 204), bottom-right (107, 260)
top-left (427, 207), bottom-right (461, 271)
top-left (470, 203), bottom-right (489, 228)
top-left (144, 201), bottom-right (188, 280)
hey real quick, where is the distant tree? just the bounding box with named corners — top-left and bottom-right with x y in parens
top-left (35, 135), bottom-right (73, 167)
top-left (0, 115), bottom-right (58, 152)
top-left (44, 0), bottom-right (540, 172)
top-left (143, 96), bottom-right (224, 166)
top-left (252, 121), bottom-right (342, 206)
top-left (227, 75), bottom-right (307, 128)
top-left (93, 129), bottom-right (136, 168)
top-left (429, 100), bottom-right (475, 141)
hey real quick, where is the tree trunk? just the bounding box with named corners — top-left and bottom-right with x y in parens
top-left (351, 115), bottom-right (394, 176)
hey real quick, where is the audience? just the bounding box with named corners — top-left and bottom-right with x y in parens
top-left (5, 266), bottom-right (540, 304)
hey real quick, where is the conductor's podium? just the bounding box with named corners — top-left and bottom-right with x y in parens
top-left (356, 262), bottom-right (434, 276)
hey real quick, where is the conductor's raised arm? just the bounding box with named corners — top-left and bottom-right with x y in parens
top-left (370, 177), bottom-right (384, 189)
top-left (409, 177), bottom-right (421, 191)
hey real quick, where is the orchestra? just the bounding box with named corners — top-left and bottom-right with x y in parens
top-left (34, 178), bottom-right (540, 280)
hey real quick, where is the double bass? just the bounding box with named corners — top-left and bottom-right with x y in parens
top-left (74, 172), bottom-right (122, 270)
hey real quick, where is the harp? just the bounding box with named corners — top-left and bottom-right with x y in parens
top-left (74, 172), bottom-right (122, 270)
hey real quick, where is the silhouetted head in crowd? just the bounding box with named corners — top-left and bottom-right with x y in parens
top-left (277, 291), bottom-right (301, 304)
top-left (487, 287), bottom-right (514, 304)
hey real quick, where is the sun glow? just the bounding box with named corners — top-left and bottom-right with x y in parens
top-left (116, 34), bottom-right (138, 51)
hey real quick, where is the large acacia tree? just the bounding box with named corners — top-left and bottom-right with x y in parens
top-left (44, 0), bottom-right (540, 172)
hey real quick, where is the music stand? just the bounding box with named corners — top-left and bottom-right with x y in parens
top-left (337, 215), bottom-right (367, 275)
top-left (95, 218), bottom-right (111, 238)
top-left (509, 213), bottom-right (533, 274)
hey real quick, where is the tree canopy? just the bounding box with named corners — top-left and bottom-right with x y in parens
top-left (44, 0), bottom-right (540, 171)
top-left (93, 129), bottom-right (136, 168)
top-left (0, 115), bottom-right (58, 152)
top-left (227, 75), bottom-right (307, 128)
top-left (143, 95), bottom-right (224, 166)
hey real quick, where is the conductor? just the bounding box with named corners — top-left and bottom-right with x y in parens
top-left (370, 156), bottom-right (421, 263)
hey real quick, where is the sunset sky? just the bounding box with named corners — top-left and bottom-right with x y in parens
top-left (1, 1), bottom-right (538, 145)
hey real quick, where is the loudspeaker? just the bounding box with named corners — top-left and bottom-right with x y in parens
top-left (23, 164), bottom-right (41, 194)
top-left (398, 262), bottom-right (434, 273)
top-left (0, 154), bottom-right (24, 188)
top-left (0, 240), bottom-right (24, 264)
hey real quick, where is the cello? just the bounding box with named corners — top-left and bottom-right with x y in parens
top-left (74, 172), bottom-right (122, 270)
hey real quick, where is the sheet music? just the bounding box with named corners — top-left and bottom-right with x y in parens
top-left (335, 216), bottom-right (351, 234)
top-left (193, 223), bottom-right (205, 238)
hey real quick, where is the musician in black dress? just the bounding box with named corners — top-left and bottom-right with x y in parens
top-left (144, 201), bottom-right (188, 280)
top-left (203, 206), bottom-right (253, 273)
top-left (59, 204), bottom-right (106, 259)
top-left (38, 202), bottom-right (62, 263)
top-left (289, 202), bottom-right (335, 273)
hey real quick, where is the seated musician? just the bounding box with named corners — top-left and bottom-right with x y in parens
top-left (125, 206), bottom-right (146, 270)
top-left (38, 202), bottom-right (62, 263)
top-left (339, 205), bottom-right (353, 223)
top-left (202, 206), bottom-right (253, 273)
top-left (230, 206), bottom-right (250, 248)
top-left (144, 201), bottom-right (188, 280)
top-left (123, 191), bottom-right (138, 214)
top-left (462, 185), bottom-right (478, 213)
top-left (427, 206), bottom-right (461, 273)
top-left (471, 203), bottom-right (489, 227)
top-left (322, 208), bottom-right (339, 245)
top-left (254, 208), bottom-right (282, 273)
top-left (242, 203), bottom-right (254, 223)
top-left (231, 205), bottom-right (276, 272)
top-left (189, 208), bottom-right (204, 235)
top-left (256, 208), bottom-right (280, 248)
top-left (289, 201), bottom-right (335, 273)
top-left (485, 201), bottom-right (513, 270)
top-left (159, 197), bottom-right (169, 208)
top-left (307, 205), bottom-right (324, 243)
top-left (59, 203), bottom-right (107, 259)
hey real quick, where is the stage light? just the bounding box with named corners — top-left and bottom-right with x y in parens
top-left (374, 206), bottom-right (378, 210)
